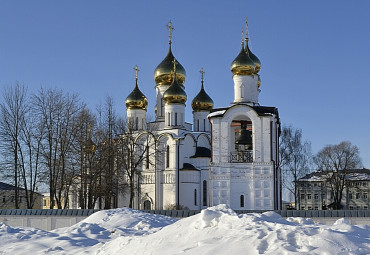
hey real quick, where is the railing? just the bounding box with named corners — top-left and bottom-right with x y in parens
top-left (230, 150), bottom-right (253, 163)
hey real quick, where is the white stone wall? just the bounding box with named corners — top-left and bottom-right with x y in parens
top-left (233, 75), bottom-right (260, 104)
top-left (193, 111), bottom-right (211, 132)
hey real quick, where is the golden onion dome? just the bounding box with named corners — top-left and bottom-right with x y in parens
top-left (83, 138), bottom-right (96, 154)
top-left (231, 45), bottom-right (255, 76)
top-left (192, 84), bottom-right (213, 112)
top-left (192, 69), bottom-right (213, 112)
top-left (257, 75), bottom-right (261, 88)
top-left (125, 80), bottom-right (148, 110)
top-left (154, 45), bottom-right (186, 86)
top-left (246, 44), bottom-right (261, 74)
top-left (163, 61), bottom-right (187, 104)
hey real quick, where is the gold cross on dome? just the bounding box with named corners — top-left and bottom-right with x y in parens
top-left (241, 29), bottom-right (245, 46)
top-left (245, 17), bottom-right (249, 42)
top-left (134, 65), bottom-right (140, 80)
top-left (166, 20), bottom-right (175, 44)
top-left (200, 68), bottom-right (205, 84)
top-left (172, 58), bottom-right (178, 73)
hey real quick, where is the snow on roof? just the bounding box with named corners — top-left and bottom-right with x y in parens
top-left (298, 169), bottom-right (370, 182)
top-left (0, 205), bottom-right (370, 254)
top-left (207, 110), bottom-right (226, 118)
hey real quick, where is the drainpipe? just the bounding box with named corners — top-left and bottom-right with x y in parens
top-left (177, 139), bottom-right (180, 210)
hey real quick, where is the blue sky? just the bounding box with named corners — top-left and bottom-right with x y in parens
top-left (0, 0), bottom-right (369, 167)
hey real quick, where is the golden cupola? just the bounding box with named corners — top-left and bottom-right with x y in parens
top-left (246, 44), bottom-right (261, 74)
top-left (231, 29), bottom-right (255, 76)
top-left (125, 66), bottom-right (148, 110)
top-left (192, 68), bottom-right (214, 112)
top-left (154, 21), bottom-right (186, 86)
top-left (163, 59), bottom-right (187, 104)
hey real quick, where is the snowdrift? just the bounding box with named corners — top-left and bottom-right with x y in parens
top-left (0, 205), bottom-right (369, 255)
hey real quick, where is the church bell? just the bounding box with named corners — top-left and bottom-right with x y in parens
top-left (235, 126), bottom-right (252, 148)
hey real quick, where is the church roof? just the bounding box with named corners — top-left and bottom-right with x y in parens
top-left (181, 163), bottom-right (199, 171)
top-left (209, 105), bottom-right (279, 118)
top-left (190, 147), bottom-right (211, 158)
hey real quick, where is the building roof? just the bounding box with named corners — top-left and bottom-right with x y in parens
top-left (190, 147), bottom-right (211, 158)
top-left (209, 105), bottom-right (279, 118)
top-left (297, 168), bottom-right (370, 182)
top-left (0, 181), bottom-right (42, 195)
top-left (0, 182), bottom-right (25, 191)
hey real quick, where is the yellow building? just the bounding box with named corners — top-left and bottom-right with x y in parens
top-left (0, 182), bottom-right (43, 209)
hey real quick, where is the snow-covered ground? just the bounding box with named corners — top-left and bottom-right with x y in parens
top-left (0, 205), bottom-right (369, 255)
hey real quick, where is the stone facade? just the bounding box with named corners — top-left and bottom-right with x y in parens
top-left (296, 169), bottom-right (370, 210)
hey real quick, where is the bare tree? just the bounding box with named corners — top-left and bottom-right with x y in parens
top-left (0, 82), bottom-right (29, 208)
top-left (33, 88), bottom-right (82, 208)
top-left (314, 141), bottom-right (362, 209)
top-left (279, 125), bottom-right (312, 206)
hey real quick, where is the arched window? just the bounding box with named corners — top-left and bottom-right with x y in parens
top-left (197, 119), bottom-right (199, 131)
top-left (166, 145), bottom-right (170, 168)
top-left (194, 189), bottom-right (197, 206)
top-left (203, 119), bottom-right (206, 132)
top-left (203, 180), bottom-right (207, 206)
top-left (167, 112), bottom-right (170, 126)
top-left (145, 145), bottom-right (149, 169)
top-left (240, 195), bottom-right (245, 208)
top-left (175, 112), bottom-right (178, 126)
top-left (135, 117), bottom-right (138, 130)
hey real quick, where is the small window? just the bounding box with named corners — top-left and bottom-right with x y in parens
top-left (203, 119), bottom-right (206, 132)
top-left (240, 195), bottom-right (245, 208)
top-left (314, 206), bottom-right (319, 210)
top-left (364, 206), bottom-right (368, 210)
top-left (135, 117), bottom-right (138, 130)
top-left (349, 206), bottom-right (354, 210)
top-left (349, 193), bottom-right (353, 199)
top-left (194, 189), bottom-right (197, 206)
top-left (314, 183), bottom-right (317, 187)
top-left (307, 194), bottom-right (312, 200)
top-left (363, 182), bottom-right (367, 187)
top-left (2, 196), bottom-right (5, 203)
top-left (356, 193), bottom-right (360, 199)
top-left (166, 145), bottom-right (170, 168)
top-left (357, 206), bottom-right (361, 210)
top-left (175, 112), bottom-right (178, 126)
top-left (203, 180), bottom-right (207, 206)
top-left (146, 145), bottom-right (149, 169)
top-left (314, 194), bottom-right (318, 200)
top-left (301, 206), bottom-right (305, 210)
top-left (308, 206), bottom-right (312, 210)
top-left (363, 193), bottom-right (368, 199)
top-left (43, 200), bottom-right (47, 206)
top-left (301, 193), bottom-right (305, 200)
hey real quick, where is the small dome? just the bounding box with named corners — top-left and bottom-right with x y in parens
top-left (154, 46), bottom-right (186, 86)
top-left (163, 71), bottom-right (187, 104)
top-left (231, 45), bottom-right (255, 76)
top-left (257, 75), bottom-right (261, 88)
top-left (246, 44), bottom-right (261, 74)
top-left (125, 81), bottom-right (148, 110)
top-left (192, 84), bottom-right (213, 112)
top-left (83, 138), bottom-right (96, 154)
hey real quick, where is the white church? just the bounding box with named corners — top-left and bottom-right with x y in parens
top-left (124, 20), bottom-right (281, 211)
